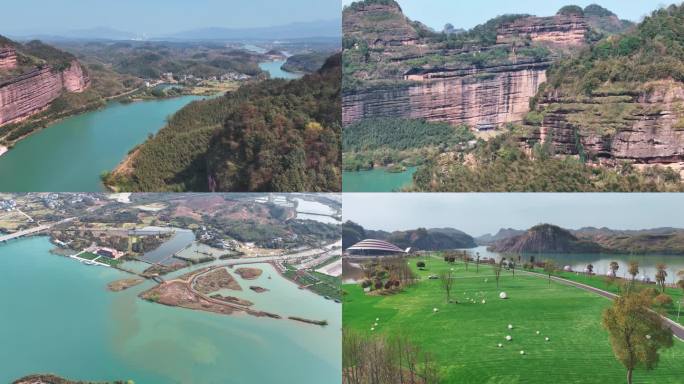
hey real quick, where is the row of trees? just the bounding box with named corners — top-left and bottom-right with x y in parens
top-left (343, 328), bottom-right (439, 384)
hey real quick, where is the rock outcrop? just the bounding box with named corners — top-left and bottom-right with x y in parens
top-left (343, 0), bottom-right (419, 47)
top-left (0, 46), bottom-right (17, 70)
top-left (342, 2), bottom-right (592, 129)
top-left (529, 81), bottom-right (684, 166)
top-left (497, 15), bottom-right (589, 46)
top-left (0, 60), bottom-right (89, 126)
top-left (343, 60), bottom-right (549, 127)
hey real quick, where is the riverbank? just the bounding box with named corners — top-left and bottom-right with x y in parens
top-left (0, 95), bottom-right (204, 192)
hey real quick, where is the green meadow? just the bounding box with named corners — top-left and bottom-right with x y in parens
top-left (343, 256), bottom-right (684, 383)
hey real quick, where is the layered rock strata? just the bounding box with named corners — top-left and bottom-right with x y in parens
top-left (0, 47), bottom-right (17, 70)
top-left (0, 60), bottom-right (89, 126)
top-left (497, 15), bottom-right (589, 46)
top-left (343, 61), bottom-right (549, 127)
top-left (531, 81), bottom-right (684, 165)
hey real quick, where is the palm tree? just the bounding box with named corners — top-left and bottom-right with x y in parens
top-left (609, 261), bottom-right (619, 278)
top-left (655, 264), bottom-right (668, 293)
top-left (628, 261), bottom-right (639, 282)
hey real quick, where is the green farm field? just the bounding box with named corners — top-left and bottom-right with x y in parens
top-left (343, 256), bottom-right (684, 384)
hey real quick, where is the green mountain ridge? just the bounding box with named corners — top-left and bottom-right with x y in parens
top-left (106, 53), bottom-right (341, 192)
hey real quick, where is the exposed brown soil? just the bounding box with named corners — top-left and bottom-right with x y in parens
top-left (194, 268), bottom-right (242, 293)
top-left (140, 281), bottom-right (236, 315)
top-left (107, 278), bottom-right (144, 292)
top-left (209, 294), bottom-right (253, 306)
top-left (235, 267), bottom-right (263, 280)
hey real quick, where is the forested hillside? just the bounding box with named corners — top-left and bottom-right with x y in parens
top-left (105, 53), bottom-right (341, 192)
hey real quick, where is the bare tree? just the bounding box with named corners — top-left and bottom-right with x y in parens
top-left (462, 250), bottom-right (469, 271)
top-left (343, 328), bottom-right (439, 384)
top-left (440, 270), bottom-right (455, 303)
top-left (655, 263), bottom-right (668, 293)
top-left (543, 260), bottom-right (558, 286)
top-left (493, 258), bottom-right (504, 288)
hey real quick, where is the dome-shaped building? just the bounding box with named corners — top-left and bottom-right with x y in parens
top-left (346, 239), bottom-right (406, 257)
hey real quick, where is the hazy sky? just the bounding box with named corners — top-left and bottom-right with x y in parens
top-left (3, 0), bottom-right (340, 36)
top-left (343, 194), bottom-right (684, 236)
top-left (342, 0), bottom-right (669, 30)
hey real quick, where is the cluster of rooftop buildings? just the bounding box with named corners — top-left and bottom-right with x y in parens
top-left (0, 199), bottom-right (17, 212)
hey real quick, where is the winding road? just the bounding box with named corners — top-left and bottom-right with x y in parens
top-left (521, 270), bottom-right (684, 341)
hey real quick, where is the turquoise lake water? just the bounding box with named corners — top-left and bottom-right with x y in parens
top-left (0, 237), bottom-right (341, 383)
top-left (342, 167), bottom-right (418, 192)
top-left (259, 60), bottom-right (303, 80)
top-left (0, 96), bottom-right (202, 192)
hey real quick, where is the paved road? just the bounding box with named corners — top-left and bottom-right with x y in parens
top-left (521, 270), bottom-right (684, 341)
top-left (0, 217), bottom-right (75, 242)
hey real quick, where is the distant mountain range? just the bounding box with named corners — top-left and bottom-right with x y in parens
top-left (344, 221), bottom-right (684, 255)
top-left (167, 19), bottom-right (341, 40)
top-left (8, 19), bottom-right (341, 42)
top-left (487, 225), bottom-right (684, 255)
top-left (475, 228), bottom-right (525, 245)
top-left (342, 221), bottom-right (477, 251)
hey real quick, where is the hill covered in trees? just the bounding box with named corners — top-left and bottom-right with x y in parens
top-left (105, 54), bottom-right (341, 192)
top-left (489, 224), bottom-right (684, 254)
top-left (489, 224), bottom-right (605, 253)
top-left (342, 221), bottom-right (477, 250)
top-left (282, 51), bottom-right (334, 73)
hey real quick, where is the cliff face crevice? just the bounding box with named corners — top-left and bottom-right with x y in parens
top-left (497, 15), bottom-right (589, 46)
top-left (343, 61), bottom-right (548, 127)
top-left (0, 60), bottom-right (89, 126)
top-left (532, 82), bottom-right (684, 164)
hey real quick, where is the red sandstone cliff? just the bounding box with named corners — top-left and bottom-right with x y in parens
top-left (530, 81), bottom-right (684, 168)
top-left (0, 48), bottom-right (89, 126)
top-left (343, 61), bottom-right (549, 127)
top-left (497, 15), bottom-right (589, 46)
top-left (342, 3), bottom-right (587, 129)
top-left (0, 47), bottom-right (17, 70)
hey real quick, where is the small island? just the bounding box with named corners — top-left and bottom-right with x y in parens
top-left (235, 267), bottom-right (263, 280)
top-left (250, 285), bottom-right (269, 293)
top-left (107, 278), bottom-right (144, 292)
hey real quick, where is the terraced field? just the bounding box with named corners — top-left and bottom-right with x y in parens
top-left (343, 256), bottom-right (684, 384)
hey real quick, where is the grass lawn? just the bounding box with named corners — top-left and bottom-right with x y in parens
top-left (78, 252), bottom-right (99, 260)
top-left (343, 256), bottom-right (684, 384)
top-left (550, 270), bottom-right (684, 326)
top-left (94, 256), bottom-right (122, 267)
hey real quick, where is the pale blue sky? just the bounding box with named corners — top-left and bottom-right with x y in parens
top-left (343, 194), bottom-right (684, 236)
top-left (3, 0), bottom-right (340, 36)
top-left (343, 0), bottom-right (671, 30)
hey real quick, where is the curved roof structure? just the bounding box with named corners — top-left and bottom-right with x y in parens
top-left (347, 239), bottom-right (405, 255)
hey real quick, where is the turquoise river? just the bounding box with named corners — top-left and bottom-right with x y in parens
top-left (0, 236), bottom-right (341, 383)
top-left (342, 167), bottom-right (417, 192)
top-left (0, 61), bottom-right (298, 192)
top-left (0, 96), bottom-right (203, 192)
